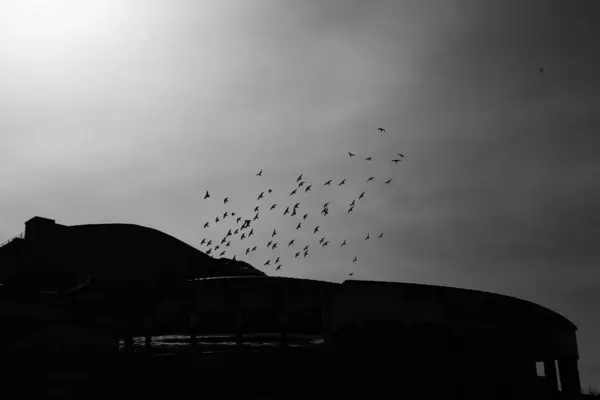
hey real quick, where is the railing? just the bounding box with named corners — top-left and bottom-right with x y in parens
top-left (0, 232), bottom-right (24, 249)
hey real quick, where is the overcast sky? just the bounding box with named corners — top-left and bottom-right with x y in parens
top-left (0, 0), bottom-right (599, 390)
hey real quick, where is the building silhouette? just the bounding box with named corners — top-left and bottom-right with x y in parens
top-left (0, 216), bottom-right (584, 399)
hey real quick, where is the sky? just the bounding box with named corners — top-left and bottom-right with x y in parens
top-left (0, 0), bottom-right (599, 391)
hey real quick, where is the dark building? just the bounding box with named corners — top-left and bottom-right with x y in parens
top-left (0, 217), bottom-right (584, 399)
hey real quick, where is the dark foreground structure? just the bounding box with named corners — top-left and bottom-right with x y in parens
top-left (0, 217), bottom-right (588, 399)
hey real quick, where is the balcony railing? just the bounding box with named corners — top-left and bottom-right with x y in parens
top-left (0, 232), bottom-right (24, 249)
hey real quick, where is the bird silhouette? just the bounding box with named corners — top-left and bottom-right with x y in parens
top-left (226, 242), bottom-right (231, 247)
top-left (321, 208), bottom-right (329, 216)
top-left (252, 245), bottom-right (257, 252)
top-left (234, 229), bottom-right (239, 235)
top-left (264, 260), bottom-right (271, 266)
top-left (296, 222), bottom-right (302, 230)
top-left (288, 239), bottom-right (295, 247)
top-left (341, 240), bottom-right (347, 247)
top-left (319, 237), bottom-right (326, 244)
top-left (303, 245), bottom-right (309, 252)
top-left (246, 248), bottom-right (250, 255)
top-left (215, 216), bottom-right (220, 223)
top-left (226, 229), bottom-right (232, 237)
top-left (291, 209), bottom-right (297, 216)
top-left (224, 197), bottom-right (229, 204)
top-left (338, 179), bottom-right (346, 186)
top-left (298, 181), bottom-right (305, 187)
top-left (249, 228), bottom-right (254, 237)
top-left (303, 213), bottom-right (308, 220)
top-left (367, 177), bottom-right (375, 182)
top-left (201, 238), bottom-right (206, 245)
top-left (204, 222), bottom-right (209, 228)
top-left (276, 265), bottom-right (281, 271)
top-left (293, 202), bottom-right (300, 209)
top-left (284, 206), bottom-right (290, 215)
top-left (353, 256), bottom-right (357, 263)
top-left (324, 180), bottom-right (332, 186)
top-left (219, 251), bottom-right (226, 257)
top-left (377, 128), bottom-right (386, 132)
top-left (322, 241), bottom-right (329, 247)
top-left (347, 207), bottom-right (354, 214)
top-left (359, 192), bottom-right (365, 199)
top-left (253, 214), bottom-right (259, 221)
top-left (270, 204), bottom-right (277, 211)
top-left (236, 216), bottom-right (242, 223)
top-left (349, 200), bottom-right (356, 207)
top-left (314, 226), bottom-right (319, 234)
top-left (221, 237), bottom-right (227, 244)
top-left (397, 153), bottom-right (405, 158)
top-left (257, 170), bottom-right (263, 176)
top-left (207, 249), bottom-right (212, 255)
top-left (232, 255), bottom-right (236, 261)
top-left (204, 191), bottom-right (210, 199)
top-left (392, 159), bottom-right (401, 163)
top-left (297, 174), bottom-right (303, 182)
top-left (272, 243), bottom-right (278, 250)
top-left (378, 233), bottom-right (383, 239)
top-left (275, 257), bottom-right (280, 264)
top-left (305, 185), bottom-right (312, 193)
top-left (323, 202), bottom-right (330, 208)
top-left (365, 233), bottom-right (370, 240)
top-left (290, 188), bottom-right (298, 196)
top-left (223, 212), bottom-right (228, 219)
top-left (303, 251), bottom-right (308, 258)
top-left (231, 212), bottom-right (236, 216)
top-left (207, 240), bottom-right (212, 246)
top-left (348, 273), bottom-right (354, 277)
top-left (267, 240), bottom-right (273, 248)
top-left (268, 189), bottom-right (273, 194)
top-left (348, 152), bottom-right (355, 157)
top-left (294, 252), bottom-right (300, 259)
top-left (258, 192), bottom-right (264, 200)
top-left (254, 206), bottom-right (259, 213)
top-left (272, 229), bottom-right (277, 237)
top-left (214, 245), bottom-right (220, 251)
top-left (365, 157), bottom-right (372, 161)
top-left (385, 179), bottom-right (392, 184)
top-left (241, 233), bottom-right (246, 240)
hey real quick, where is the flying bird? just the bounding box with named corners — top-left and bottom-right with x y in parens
top-left (226, 229), bottom-right (232, 237)
top-left (392, 159), bottom-right (401, 163)
top-left (256, 170), bottom-right (263, 176)
top-left (367, 177), bottom-right (375, 182)
top-left (204, 222), bottom-right (209, 228)
top-left (226, 242), bottom-right (231, 247)
top-left (241, 233), bottom-right (246, 240)
top-left (270, 204), bottom-right (277, 211)
top-left (207, 249), bottom-right (212, 255)
top-left (322, 241), bottom-right (329, 247)
top-left (221, 237), bottom-right (227, 244)
top-left (348, 273), bottom-right (354, 277)
top-left (236, 216), bottom-right (242, 223)
top-left (201, 238), bottom-right (206, 245)
top-left (349, 200), bottom-right (356, 207)
top-left (284, 206), bottom-right (290, 215)
top-left (204, 191), bottom-right (210, 199)
top-left (246, 248), bottom-right (250, 255)
top-left (377, 128), bottom-right (386, 132)
top-left (234, 229), bottom-right (239, 235)
top-left (206, 240), bottom-right (212, 246)
top-left (385, 179), bottom-right (392, 184)
top-left (365, 157), bottom-right (372, 161)
top-left (341, 240), bottom-right (346, 247)
top-left (223, 212), bottom-right (228, 219)
top-left (303, 213), bottom-right (308, 220)
top-left (347, 207), bottom-right (354, 214)
top-left (397, 153), bottom-right (405, 158)
top-left (338, 179), bottom-right (346, 186)
top-left (297, 174), bottom-right (303, 182)
top-left (249, 228), bottom-right (254, 237)
top-left (272, 243), bottom-right (278, 250)
top-left (224, 197), bottom-right (229, 204)
top-left (214, 245), bottom-right (220, 251)
top-left (321, 208), bottom-right (329, 216)
top-left (293, 202), bottom-right (300, 209)
top-left (215, 216), bottom-right (220, 223)
top-left (272, 229), bottom-right (277, 237)
top-left (294, 252), bottom-right (300, 259)
top-left (296, 222), bottom-right (302, 230)
top-left (264, 260), bottom-right (271, 266)
top-left (268, 189), bottom-right (273, 194)
top-left (323, 202), bottom-right (329, 208)
top-left (319, 237), bottom-right (326, 245)
top-left (359, 192), bottom-right (365, 200)
top-left (253, 213), bottom-right (259, 221)
top-left (348, 152), bottom-right (355, 157)
top-left (298, 181), bottom-right (305, 187)
top-left (291, 209), bottom-right (297, 216)
top-left (254, 206), bottom-right (259, 213)
top-left (324, 180), bottom-right (332, 186)
top-left (353, 256), bottom-right (357, 263)
top-left (231, 212), bottom-right (236, 216)
top-left (267, 240), bottom-right (273, 248)
top-left (314, 226), bottom-right (319, 234)
top-left (275, 257), bottom-right (280, 264)
top-left (365, 233), bottom-right (370, 240)
top-left (304, 251), bottom-right (308, 258)
top-left (232, 255), bottom-right (236, 261)
top-left (305, 185), bottom-right (312, 193)
top-left (288, 239), bottom-right (295, 247)
top-left (219, 251), bottom-right (226, 257)
top-left (252, 245), bottom-right (257, 252)
top-left (303, 245), bottom-right (309, 252)
top-left (290, 188), bottom-right (298, 196)
top-left (378, 233), bottom-right (383, 239)
top-left (258, 192), bottom-right (264, 200)
top-left (276, 265), bottom-right (281, 271)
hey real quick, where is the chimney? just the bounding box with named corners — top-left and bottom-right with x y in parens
top-left (24, 216), bottom-right (57, 242)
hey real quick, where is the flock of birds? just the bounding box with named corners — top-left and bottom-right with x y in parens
top-left (199, 128), bottom-right (406, 278)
